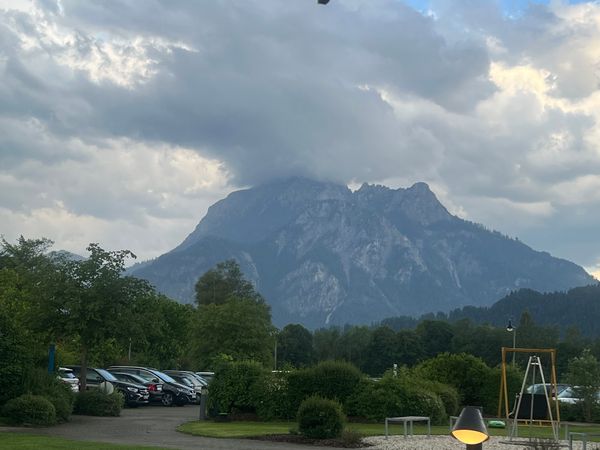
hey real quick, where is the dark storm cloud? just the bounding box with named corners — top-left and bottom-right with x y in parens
top-left (7, 0), bottom-right (494, 186)
top-left (1, 0), bottom-right (600, 271)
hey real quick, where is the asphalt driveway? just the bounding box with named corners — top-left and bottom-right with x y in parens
top-left (1, 405), bottom-right (333, 450)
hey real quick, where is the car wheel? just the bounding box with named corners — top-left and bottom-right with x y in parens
top-left (161, 392), bottom-right (174, 407)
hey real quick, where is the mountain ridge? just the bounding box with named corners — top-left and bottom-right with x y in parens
top-left (131, 177), bottom-right (594, 328)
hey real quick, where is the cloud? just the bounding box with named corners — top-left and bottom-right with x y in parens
top-left (0, 0), bottom-right (600, 269)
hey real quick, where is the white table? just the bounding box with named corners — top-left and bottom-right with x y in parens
top-left (385, 416), bottom-right (431, 439)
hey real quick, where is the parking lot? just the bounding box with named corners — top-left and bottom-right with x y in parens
top-left (1, 405), bottom-right (332, 450)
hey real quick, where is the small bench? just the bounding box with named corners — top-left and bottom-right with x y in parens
top-left (385, 416), bottom-right (431, 439)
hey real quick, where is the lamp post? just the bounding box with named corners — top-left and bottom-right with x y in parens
top-left (451, 406), bottom-right (489, 450)
top-left (506, 319), bottom-right (516, 367)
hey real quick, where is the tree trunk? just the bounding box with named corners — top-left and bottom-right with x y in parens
top-left (80, 347), bottom-right (88, 392)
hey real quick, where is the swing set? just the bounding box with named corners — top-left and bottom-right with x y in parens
top-left (497, 347), bottom-right (562, 446)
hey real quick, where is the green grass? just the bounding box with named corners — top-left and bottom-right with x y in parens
top-left (178, 420), bottom-right (600, 441)
top-left (0, 433), bottom-right (170, 450)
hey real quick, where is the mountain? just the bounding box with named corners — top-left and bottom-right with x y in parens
top-left (130, 177), bottom-right (594, 328)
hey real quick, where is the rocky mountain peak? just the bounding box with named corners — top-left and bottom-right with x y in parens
top-left (133, 177), bottom-right (594, 328)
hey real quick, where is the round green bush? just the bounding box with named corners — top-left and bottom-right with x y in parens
top-left (2, 394), bottom-right (57, 426)
top-left (297, 395), bottom-right (345, 439)
top-left (74, 390), bottom-right (123, 416)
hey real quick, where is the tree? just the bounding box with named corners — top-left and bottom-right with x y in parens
top-left (416, 320), bottom-right (454, 358)
top-left (192, 297), bottom-right (275, 368)
top-left (277, 324), bottom-right (313, 368)
top-left (43, 243), bottom-right (146, 390)
top-left (566, 349), bottom-right (600, 422)
top-left (129, 293), bottom-right (196, 369)
top-left (365, 326), bottom-right (398, 376)
top-left (194, 259), bottom-right (263, 306)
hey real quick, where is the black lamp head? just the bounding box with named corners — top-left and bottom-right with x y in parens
top-left (451, 406), bottom-right (489, 445)
top-left (318, 0), bottom-right (330, 4)
top-left (507, 319), bottom-right (514, 332)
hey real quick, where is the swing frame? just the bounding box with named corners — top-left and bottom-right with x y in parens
top-left (497, 347), bottom-right (561, 424)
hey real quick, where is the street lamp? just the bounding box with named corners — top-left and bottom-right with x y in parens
top-left (506, 319), bottom-right (516, 367)
top-left (318, 0), bottom-right (330, 4)
top-left (451, 406), bottom-right (489, 450)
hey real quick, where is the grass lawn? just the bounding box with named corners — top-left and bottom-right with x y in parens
top-left (178, 420), bottom-right (600, 441)
top-left (0, 433), bottom-right (171, 450)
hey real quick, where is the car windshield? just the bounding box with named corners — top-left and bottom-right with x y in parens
top-left (59, 371), bottom-right (76, 379)
top-left (97, 369), bottom-right (118, 382)
top-left (151, 370), bottom-right (176, 383)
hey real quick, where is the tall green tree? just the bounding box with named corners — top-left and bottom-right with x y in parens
top-left (192, 297), bottom-right (275, 368)
top-left (43, 243), bottom-right (147, 390)
top-left (277, 324), bottom-right (313, 368)
top-left (194, 259), bottom-right (263, 306)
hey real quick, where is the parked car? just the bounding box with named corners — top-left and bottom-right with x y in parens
top-left (109, 371), bottom-right (164, 404)
top-left (195, 371), bottom-right (214, 384)
top-left (557, 387), bottom-right (600, 404)
top-left (526, 383), bottom-right (570, 398)
top-left (57, 367), bottom-right (79, 392)
top-left (163, 370), bottom-right (207, 402)
top-left (107, 365), bottom-right (196, 406)
top-left (67, 366), bottom-right (149, 407)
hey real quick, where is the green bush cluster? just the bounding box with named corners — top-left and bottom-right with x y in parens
top-left (0, 368), bottom-right (75, 424)
top-left (559, 401), bottom-right (600, 423)
top-left (208, 360), bottom-right (267, 417)
top-left (2, 394), bottom-right (57, 426)
top-left (250, 371), bottom-right (293, 420)
top-left (288, 360), bottom-right (362, 413)
top-left (22, 369), bottom-right (75, 422)
top-left (74, 390), bottom-right (124, 416)
top-left (415, 352), bottom-right (522, 415)
top-left (297, 396), bottom-right (345, 439)
top-left (345, 375), bottom-right (446, 423)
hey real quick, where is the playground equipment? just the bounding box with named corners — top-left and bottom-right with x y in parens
top-left (498, 347), bottom-right (562, 447)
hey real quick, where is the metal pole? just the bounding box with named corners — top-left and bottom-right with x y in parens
top-left (48, 344), bottom-right (56, 374)
top-left (128, 338), bottom-right (132, 361)
top-left (512, 329), bottom-right (516, 367)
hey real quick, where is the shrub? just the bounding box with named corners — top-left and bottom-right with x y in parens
top-left (420, 381), bottom-right (460, 417)
top-left (339, 428), bottom-right (364, 446)
top-left (288, 361), bottom-right (363, 413)
top-left (2, 394), bottom-right (56, 426)
top-left (207, 360), bottom-right (267, 416)
top-left (250, 371), bottom-right (293, 421)
top-left (297, 396), bottom-right (345, 439)
top-left (416, 353), bottom-right (498, 413)
top-left (21, 369), bottom-right (74, 422)
top-left (345, 375), bottom-right (446, 424)
top-left (74, 390), bottom-right (123, 416)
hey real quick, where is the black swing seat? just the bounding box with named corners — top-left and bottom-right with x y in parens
top-left (508, 393), bottom-right (550, 420)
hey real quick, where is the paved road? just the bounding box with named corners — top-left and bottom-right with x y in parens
top-left (1, 405), bottom-right (334, 450)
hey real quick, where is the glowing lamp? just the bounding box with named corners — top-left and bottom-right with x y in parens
top-left (451, 406), bottom-right (489, 449)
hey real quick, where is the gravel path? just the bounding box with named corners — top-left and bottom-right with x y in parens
top-left (364, 435), bottom-right (596, 449)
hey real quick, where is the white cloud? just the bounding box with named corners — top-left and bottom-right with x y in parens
top-left (1, 0), bottom-right (600, 269)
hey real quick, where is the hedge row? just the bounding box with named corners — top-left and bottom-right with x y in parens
top-left (208, 360), bottom-right (458, 423)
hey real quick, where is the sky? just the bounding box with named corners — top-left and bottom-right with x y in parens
top-left (1, 0), bottom-right (600, 279)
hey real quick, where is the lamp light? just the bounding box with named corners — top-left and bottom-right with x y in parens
top-left (451, 406), bottom-right (489, 449)
top-left (506, 319), bottom-right (513, 332)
